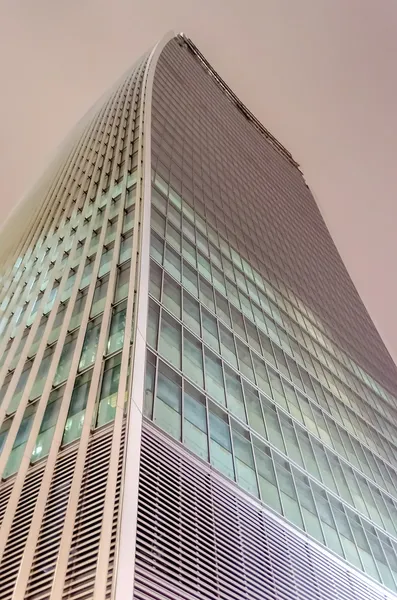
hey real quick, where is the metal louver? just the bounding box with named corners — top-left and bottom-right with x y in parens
top-left (0, 423), bottom-right (124, 600)
top-left (134, 422), bottom-right (392, 600)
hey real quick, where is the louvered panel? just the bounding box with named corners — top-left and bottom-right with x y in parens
top-left (61, 424), bottom-right (125, 600)
top-left (0, 480), bottom-right (13, 528)
top-left (134, 424), bottom-right (392, 600)
top-left (0, 465), bottom-right (44, 600)
top-left (24, 448), bottom-right (78, 599)
top-left (0, 422), bottom-right (125, 600)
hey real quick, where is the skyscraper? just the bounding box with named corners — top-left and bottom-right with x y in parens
top-left (1, 30), bottom-right (397, 599)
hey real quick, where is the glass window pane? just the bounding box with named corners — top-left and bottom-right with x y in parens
top-left (32, 387), bottom-right (64, 462)
top-left (164, 245), bottom-right (181, 281)
top-left (166, 222), bottom-right (181, 251)
top-left (204, 348), bottom-right (225, 406)
top-left (47, 304), bottom-right (67, 345)
top-left (115, 263), bottom-right (130, 303)
top-left (209, 406), bottom-right (235, 480)
top-left (268, 368), bottom-right (287, 410)
top-left (182, 261), bottom-right (198, 297)
top-left (261, 398), bottom-right (285, 453)
top-left (224, 367), bottom-right (246, 423)
top-left (99, 245), bottom-right (114, 277)
top-left (199, 277), bottom-right (215, 312)
top-left (4, 404), bottom-right (36, 478)
top-left (183, 291), bottom-right (201, 336)
top-left (119, 234), bottom-right (133, 264)
top-left (107, 303), bottom-right (127, 354)
top-left (155, 361), bottom-right (182, 440)
top-left (236, 339), bottom-right (255, 382)
top-left (219, 324), bottom-right (237, 369)
top-left (63, 370), bottom-right (92, 445)
top-left (150, 231), bottom-right (164, 264)
top-left (90, 277), bottom-right (108, 317)
top-left (294, 471), bottom-right (324, 543)
top-left (215, 292), bottom-right (231, 327)
top-left (149, 260), bottom-right (162, 301)
top-left (54, 334), bottom-right (77, 386)
top-left (232, 426), bottom-right (258, 497)
top-left (159, 311), bottom-right (181, 369)
top-left (274, 456), bottom-right (304, 529)
top-left (202, 309), bottom-right (219, 353)
top-left (244, 381), bottom-right (266, 438)
top-left (144, 351), bottom-right (156, 418)
top-left (184, 384), bottom-right (208, 460)
top-left (79, 318), bottom-right (101, 370)
top-left (163, 274), bottom-right (181, 319)
top-left (97, 354), bottom-right (122, 426)
top-left (70, 290), bottom-right (87, 329)
top-left (30, 348), bottom-right (54, 400)
top-left (182, 237), bottom-right (197, 266)
top-left (279, 415), bottom-right (304, 468)
top-left (253, 439), bottom-right (282, 513)
top-left (7, 361), bottom-right (32, 414)
top-left (183, 330), bottom-right (204, 388)
top-left (252, 354), bottom-right (271, 398)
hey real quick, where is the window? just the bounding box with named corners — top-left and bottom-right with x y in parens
top-left (164, 245), bottom-right (181, 281)
top-left (209, 403), bottom-right (234, 480)
top-left (201, 309), bottom-right (219, 353)
top-left (54, 333), bottom-right (77, 386)
top-left (150, 231), bottom-right (164, 264)
top-left (4, 404), bottom-right (36, 477)
top-left (253, 438), bottom-right (282, 512)
top-left (184, 384), bottom-right (208, 460)
top-left (62, 371), bottom-right (92, 445)
top-left (204, 348), bottom-right (225, 406)
top-left (261, 398), bottom-right (285, 453)
top-left (182, 291), bottom-right (200, 336)
top-left (31, 386), bottom-right (64, 462)
top-left (115, 263), bottom-right (130, 303)
top-left (30, 347), bottom-right (54, 400)
top-left (199, 277), bottom-right (215, 312)
top-left (219, 324), bottom-right (237, 368)
top-left (90, 276), bottom-right (108, 317)
top-left (236, 339), bottom-right (255, 383)
top-left (183, 330), bottom-right (204, 388)
top-left (7, 360), bottom-right (32, 414)
top-left (232, 422), bottom-right (258, 497)
top-left (79, 318), bottom-right (101, 370)
top-left (215, 292), bottom-right (231, 327)
top-left (149, 260), bottom-right (162, 301)
top-left (107, 302), bottom-right (127, 354)
top-left (154, 361), bottom-right (181, 440)
top-left (159, 311), bottom-right (181, 369)
top-left (274, 454), bottom-right (304, 529)
top-left (163, 274), bottom-right (181, 318)
top-left (182, 261), bottom-right (198, 297)
top-left (224, 367), bottom-right (246, 423)
top-left (294, 470), bottom-right (324, 543)
top-left (97, 354), bottom-right (122, 426)
top-left (144, 352), bottom-right (156, 418)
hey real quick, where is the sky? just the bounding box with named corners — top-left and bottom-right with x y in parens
top-left (0, 0), bottom-right (396, 364)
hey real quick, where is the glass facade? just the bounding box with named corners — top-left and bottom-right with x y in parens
top-left (0, 32), bottom-right (396, 600)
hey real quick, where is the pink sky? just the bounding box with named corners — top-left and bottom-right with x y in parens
top-left (0, 0), bottom-right (396, 365)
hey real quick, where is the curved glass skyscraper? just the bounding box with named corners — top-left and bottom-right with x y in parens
top-left (1, 32), bottom-right (397, 600)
